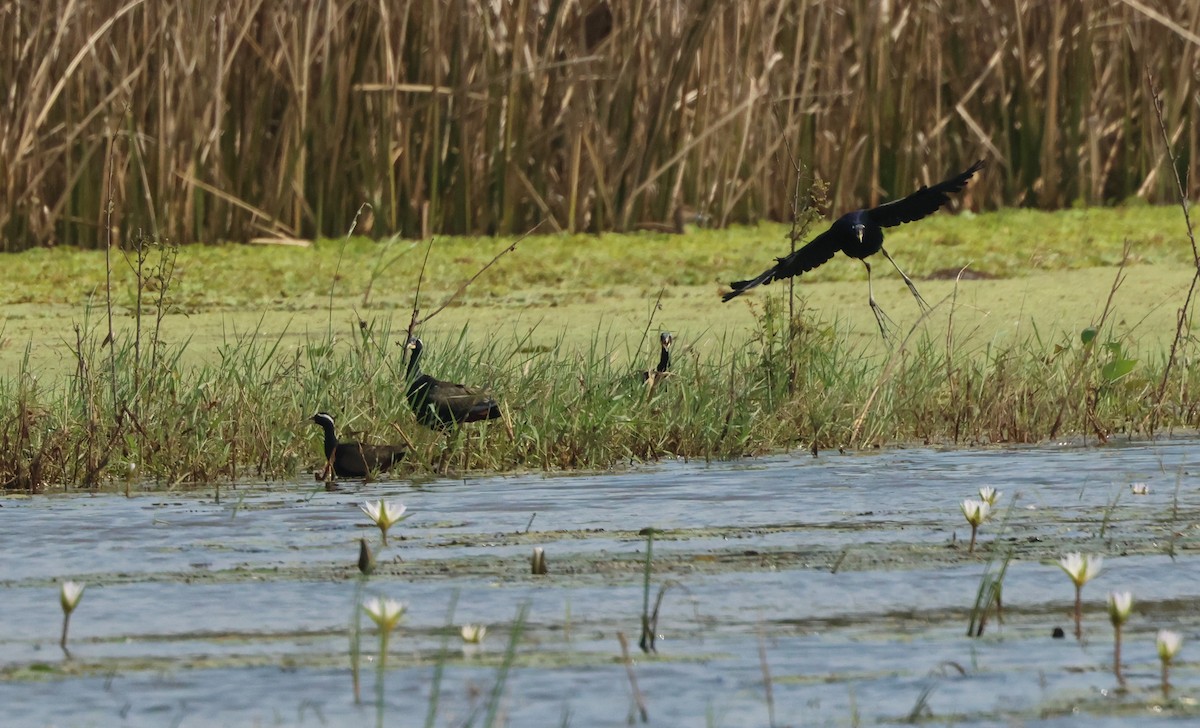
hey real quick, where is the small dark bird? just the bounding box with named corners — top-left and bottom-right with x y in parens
top-left (641, 332), bottom-right (673, 384)
top-left (309, 412), bottom-right (406, 478)
top-left (405, 337), bottom-right (502, 429)
top-left (723, 160), bottom-right (985, 335)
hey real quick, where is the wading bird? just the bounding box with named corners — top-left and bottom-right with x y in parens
top-left (309, 412), bottom-right (406, 478)
top-left (723, 160), bottom-right (985, 335)
top-left (641, 331), bottom-right (673, 386)
top-left (405, 337), bottom-right (502, 429)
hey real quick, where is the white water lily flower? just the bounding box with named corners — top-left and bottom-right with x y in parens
top-left (362, 597), bottom-right (406, 632)
top-left (460, 624), bottom-right (487, 644)
top-left (1157, 629), bottom-right (1183, 662)
top-left (960, 499), bottom-right (990, 527)
top-left (1107, 591), bottom-right (1133, 627)
top-left (60, 581), bottom-right (85, 614)
top-left (1130, 482), bottom-right (1149, 496)
top-left (978, 486), bottom-right (1000, 507)
top-left (1057, 553), bottom-right (1102, 587)
top-left (360, 500), bottom-right (409, 545)
top-left (361, 500), bottom-right (406, 529)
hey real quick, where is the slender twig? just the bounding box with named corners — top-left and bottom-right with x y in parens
top-left (328, 203), bottom-right (372, 338)
top-left (405, 237), bottom-right (436, 340)
top-left (103, 120), bottom-right (118, 412)
top-left (422, 591), bottom-right (459, 728)
top-left (758, 628), bottom-right (777, 727)
top-left (769, 100), bottom-right (818, 395)
top-left (634, 286), bottom-right (667, 367)
top-left (1144, 68), bottom-right (1200, 433)
top-left (417, 220), bottom-right (543, 328)
top-left (617, 632), bottom-right (649, 723)
top-left (639, 528), bottom-right (655, 653)
top-left (1046, 242), bottom-right (1130, 439)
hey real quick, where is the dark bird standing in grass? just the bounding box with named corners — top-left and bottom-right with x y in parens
top-left (641, 331), bottom-right (673, 384)
top-left (309, 412), bottom-right (406, 478)
top-left (723, 160), bottom-right (985, 335)
top-left (405, 337), bottom-right (502, 429)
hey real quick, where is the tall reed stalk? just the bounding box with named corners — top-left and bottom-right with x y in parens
top-left (3, 2), bottom-right (1196, 247)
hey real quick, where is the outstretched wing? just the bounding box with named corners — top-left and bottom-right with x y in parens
top-left (722, 228), bottom-right (840, 302)
top-left (866, 159), bottom-right (984, 228)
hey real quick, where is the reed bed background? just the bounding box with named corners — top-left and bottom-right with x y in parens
top-left (3, 0), bottom-right (1198, 248)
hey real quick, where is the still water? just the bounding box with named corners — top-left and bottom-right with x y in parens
top-left (1, 439), bottom-right (1197, 726)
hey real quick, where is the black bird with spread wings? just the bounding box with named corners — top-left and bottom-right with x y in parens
top-left (723, 160), bottom-right (985, 335)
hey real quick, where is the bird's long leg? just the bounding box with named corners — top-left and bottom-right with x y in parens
top-left (863, 260), bottom-right (895, 339)
top-left (880, 247), bottom-right (929, 312)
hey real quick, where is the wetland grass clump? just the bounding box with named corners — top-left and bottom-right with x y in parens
top-left (8, 261), bottom-right (1200, 489)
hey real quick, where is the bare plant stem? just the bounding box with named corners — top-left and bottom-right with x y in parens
top-left (418, 220), bottom-right (542, 327)
top-left (1073, 584), bottom-right (1083, 641)
top-left (1162, 659), bottom-right (1171, 700)
top-left (639, 529), bottom-right (655, 653)
top-left (1113, 625), bottom-right (1124, 688)
top-left (758, 629), bottom-right (777, 728)
top-left (617, 631), bottom-right (649, 723)
top-left (968, 524), bottom-right (978, 554)
top-left (1145, 68), bottom-right (1200, 434)
top-left (60, 612), bottom-right (73, 658)
top-left (104, 126), bottom-right (118, 412)
top-left (375, 628), bottom-right (390, 728)
top-left (350, 577), bottom-right (365, 705)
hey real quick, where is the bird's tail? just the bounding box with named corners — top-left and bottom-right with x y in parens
top-left (721, 270), bottom-right (774, 302)
top-left (464, 398), bottom-right (502, 423)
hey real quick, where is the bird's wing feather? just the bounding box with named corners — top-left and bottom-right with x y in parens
top-left (772, 228), bottom-right (841, 276)
top-left (438, 381), bottom-right (490, 400)
top-left (866, 159), bottom-right (984, 228)
top-left (722, 228), bottom-right (840, 302)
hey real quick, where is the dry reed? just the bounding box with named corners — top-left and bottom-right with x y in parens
top-left (3, 1), bottom-right (1198, 248)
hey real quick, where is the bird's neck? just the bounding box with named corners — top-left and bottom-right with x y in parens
top-left (319, 424), bottom-right (338, 458)
top-left (406, 345), bottom-right (422, 379)
top-left (657, 347), bottom-right (670, 373)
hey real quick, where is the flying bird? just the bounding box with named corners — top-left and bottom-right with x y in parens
top-left (723, 160), bottom-right (985, 335)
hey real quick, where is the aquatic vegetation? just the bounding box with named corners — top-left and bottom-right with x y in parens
top-left (460, 624), bottom-right (487, 645)
top-left (960, 499), bottom-right (990, 554)
top-left (1107, 591), bottom-right (1133, 687)
top-left (1157, 629), bottom-right (1183, 699)
top-left (531, 547), bottom-right (547, 576)
top-left (360, 500), bottom-right (408, 547)
top-left (1130, 482), bottom-right (1149, 496)
top-left (58, 580), bottom-right (84, 658)
top-left (1058, 553), bottom-right (1103, 641)
top-left (978, 486), bottom-right (1000, 507)
top-left (5, 204), bottom-right (1200, 490)
top-left (362, 597), bottom-right (406, 727)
